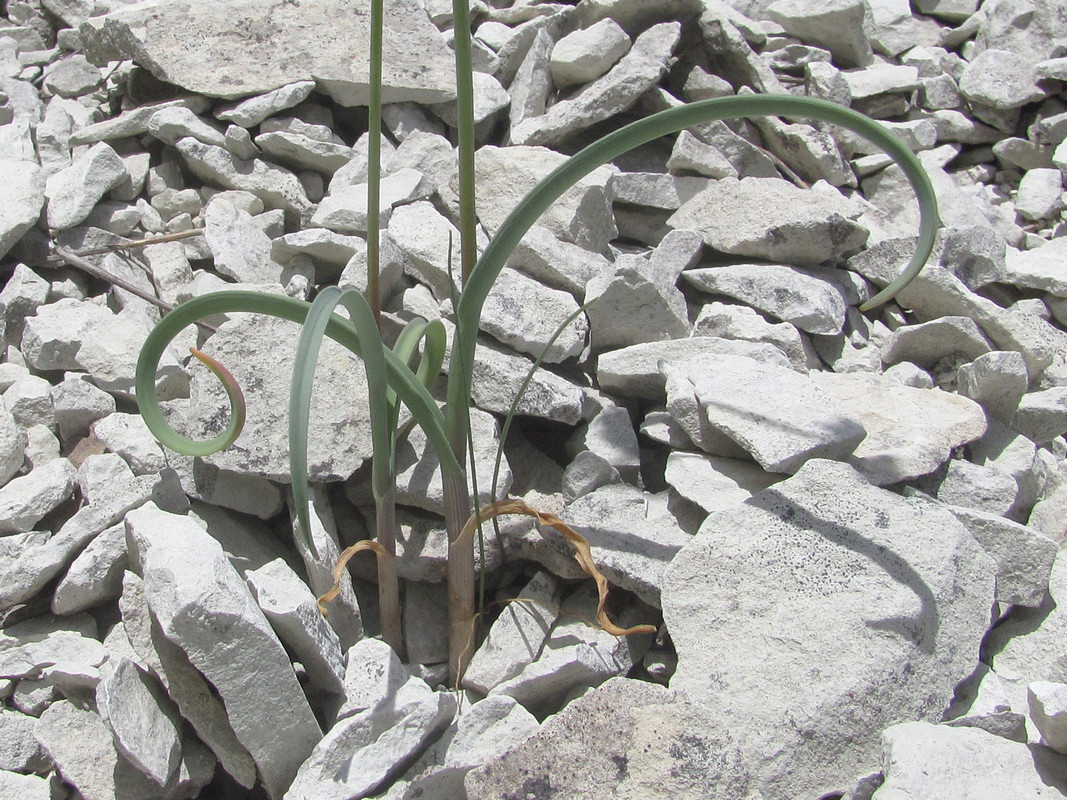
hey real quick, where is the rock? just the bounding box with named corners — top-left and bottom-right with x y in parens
top-left (944, 662), bottom-right (1027, 741)
top-left (663, 459), bottom-right (996, 799)
top-left (669, 177), bottom-right (867, 266)
top-left (284, 675), bottom-right (456, 800)
top-left (185, 312), bottom-right (373, 482)
top-left (51, 521), bottom-right (128, 615)
top-left (80, 0), bottom-right (456, 105)
top-left (810, 371), bottom-right (987, 485)
top-left (34, 700), bottom-right (170, 800)
top-left (1012, 388), bottom-right (1067, 445)
top-left (402, 581), bottom-right (449, 665)
top-left (215, 81), bottom-right (317, 128)
top-left (383, 200), bottom-right (465, 301)
top-left (662, 356), bottom-right (867, 473)
top-left (0, 159), bottom-right (44, 259)
top-left (664, 451), bottom-right (778, 516)
top-left (956, 350), bottom-right (1028, 421)
top-left (549, 18), bottom-right (630, 88)
top-left (335, 638), bottom-right (410, 721)
top-left (508, 27), bottom-right (553, 130)
top-left (311, 169), bottom-right (429, 234)
top-left (567, 405), bottom-right (641, 485)
top-left (504, 224), bottom-right (609, 298)
top-left (125, 503), bottom-right (321, 799)
top-left (0, 708), bottom-right (49, 773)
top-left (0, 770), bottom-right (48, 800)
top-left (429, 71), bottom-right (509, 141)
top-left (505, 483), bottom-right (691, 607)
top-left (691, 301), bottom-right (817, 371)
top-left (767, 0), bottom-right (873, 68)
top-left (881, 315), bottom-right (995, 369)
top-left (470, 339), bottom-right (584, 425)
top-left (489, 640), bottom-right (627, 708)
top-left (118, 571), bottom-right (259, 790)
top-left (204, 199), bottom-right (284, 284)
top-left (945, 506), bottom-right (1058, 608)
top-left (45, 142), bottom-right (128, 230)
top-left (96, 656), bottom-right (183, 787)
top-left (510, 22), bottom-right (681, 146)
top-left (959, 49), bottom-right (1048, 110)
top-left (875, 721), bottom-right (1067, 796)
top-left (0, 457), bottom-right (76, 534)
top-left (472, 144), bottom-right (617, 253)
top-left (174, 138), bottom-right (312, 221)
top-left (465, 677), bottom-right (751, 799)
top-left (1028, 681), bottom-right (1067, 754)
top-left (584, 254), bottom-right (689, 349)
top-left (1015, 168), bottom-right (1064, 221)
top-left (255, 128), bottom-right (354, 175)
top-left (1003, 237), bottom-right (1067, 296)
top-left (685, 264), bottom-right (850, 335)
top-left (92, 412), bottom-right (167, 475)
top-left (479, 267), bottom-right (587, 362)
top-left (462, 570), bottom-right (562, 694)
top-left (147, 106), bottom-right (226, 148)
top-left (247, 557), bottom-right (345, 697)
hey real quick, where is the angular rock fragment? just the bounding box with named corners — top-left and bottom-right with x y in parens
top-left (1028, 681), bottom-right (1067, 754)
top-left (480, 267), bottom-right (587, 362)
top-left (80, 0), bottom-right (456, 105)
top-left (585, 254), bottom-right (689, 350)
top-left (669, 177), bottom-right (867, 266)
top-left (811, 371), bottom-right (987, 485)
top-left (470, 340), bottom-right (584, 425)
top-left (126, 503), bottom-right (321, 799)
top-left (0, 159), bottom-right (44, 259)
top-left (215, 81), bottom-right (317, 128)
top-left (45, 142), bottom-right (128, 230)
top-left (0, 457), bottom-right (76, 534)
top-left (549, 18), bottom-right (630, 87)
top-left (663, 356), bottom-right (867, 473)
top-left (663, 459), bottom-right (996, 799)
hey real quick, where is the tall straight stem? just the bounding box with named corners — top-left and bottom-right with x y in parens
top-left (375, 488), bottom-right (403, 657)
top-left (451, 0), bottom-right (477, 287)
top-left (366, 0), bottom-right (384, 325)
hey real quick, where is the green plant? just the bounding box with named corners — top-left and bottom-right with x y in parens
top-left (135, 1), bottom-right (940, 687)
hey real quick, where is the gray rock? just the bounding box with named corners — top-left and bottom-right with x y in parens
top-left (663, 356), bottom-right (867, 473)
top-left (665, 451), bottom-right (778, 516)
top-left (204, 199), bottom-right (284, 284)
top-left (613, 170), bottom-right (710, 209)
top-left (247, 557), bottom-right (345, 697)
top-left (1003, 237), bottom-right (1067, 297)
top-left (45, 142), bottom-right (128, 230)
top-left (125, 503), bottom-right (321, 799)
top-left (92, 412), bottom-right (167, 475)
top-left (271, 228), bottom-right (365, 268)
top-left (946, 505), bottom-right (1058, 607)
top-left (215, 81), bottom-right (317, 128)
top-left (472, 144), bottom-right (617, 253)
top-left (511, 22), bottom-right (680, 146)
top-left (118, 571), bottom-right (259, 790)
top-left (185, 313), bottom-right (373, 482)
top-left (0, 159), bottom-right (44, 259)
top-left (383, 200), bottom-right (464, 301)
top-left (52, 372), bottom-right (114, 444)
top-left (504, 224), bottom-right (608, 299)
top-left (489, 640), bottom-right (627, 708)
top-left (174, 138), bottom-right (312, 221)
top-left (663, 459), bottom-right (996, 799)
top-left (480, 267), bottom-right (587, 362)
top-left (34, 700), bottom-right (170, 800)
top-left (80, 0), bottom-right (456, 105)
top-left (255, 130), bottom-right (354, 175)
top-left (465, 677), bottom-right (751, 799)
top-left (959, 49), bottom-right (1048, 110)
top-left (567, 404), bottom-right (641, 485)
top-left (0, 457), bottom-right (75, 534)
top-left (936, 458), bottom-right (1019, 518)
top-left (549, 18), bottom-right (630, 88)
top-left (692, 301), bottom-right (818, 371)
top-left (429, 71), bottom-right (509, 142)
top-left (841, 63), bottom-right (919, 99)
top-left (470, 339), bottom-right (584, 425)
top-left (284, 675), bottom-right (456, 800)
top-left (96, 656), bottom-right (183, 787)
top-left (874, 721), bottom-right (1067, 796)
top-left (685, 264), bottom-right (849, 335)
top-left (0, 770), bottom-right (48, 800)
top-left (955, 351), bottom-right (1028, 421)
top-left (880, 316), bottom-right (995, 369)
top-left (3, 375), bottom-right (54, 429)
top-left (505, 483), bottom-right (691, 607)
top-left (402, 581), bottom-right (448, 665)
top-left (0, 708), bottom-right (49, 773)
top-left (1015, 168), bottom-right (1063, 221)
top-left (51, 521), bottom-right (128, 615)
top-left (811, 371), bottom-right (986, 485)
top-left (669, 177), bottom-right (867, 266)
top-left (311, 169), bottom-right (429, 234)
top-left (768, 0), bottom-right (873, 67)
top-left (597, 336), bottom-right (792, 400)
top-left (508, 27), bottom-right (553, 131)
top-left (585, 254), bottom-right (689, 350)
top-left (336, 637), bottom-right (409, 722)
top-left (147, 106), bottom-right (226, 148)
top-left (944, 662), bottom-right (1027, 741)
top-left (462, 570), bottom-right (562, 694)
top-left (1028, 681), bottom-right (1067, 754)
top-left (1012, 387), bottom-right (1067, 444)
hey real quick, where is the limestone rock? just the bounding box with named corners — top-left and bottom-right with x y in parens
top-left (663, 459), bottom-right (996, 799)
top-left (767, 0), bottom-right (873, 68)
top-left (80, 0), bottom-right (456, 105)
top-left (45, 142), bottom-right (128, 230)
top-left (549, 18), bottom-right (630, 88)
top-left (0, 159), bottom-right (44, 259)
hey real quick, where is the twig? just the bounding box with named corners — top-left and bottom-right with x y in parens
top-left (51, 245), bottom-right (217, 333)
top-left (46, 229), bottom-right (204, 263)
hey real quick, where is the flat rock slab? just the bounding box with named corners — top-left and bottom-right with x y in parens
top-left (668, 177), bottom-right (868, 266)
top-left (663, 355), bottom-right (867, 473)
top-left (186, 313), bottom-right (373, 483)
top-left (662, 459), bottom-right (996, 800)
top-left (874, 721), bottom-right (1067, 797)
top-left (79, 0), bottom-right (456, 105)
top-left (125, 503), bottom-right (321, 799)
top-left (464, 677), bottom-right (752, 800)
top-left (810, 371), bottom-right (987, 485)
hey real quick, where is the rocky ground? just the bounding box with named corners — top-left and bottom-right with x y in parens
top-left (0, 0), bottom-right (1066, 798)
